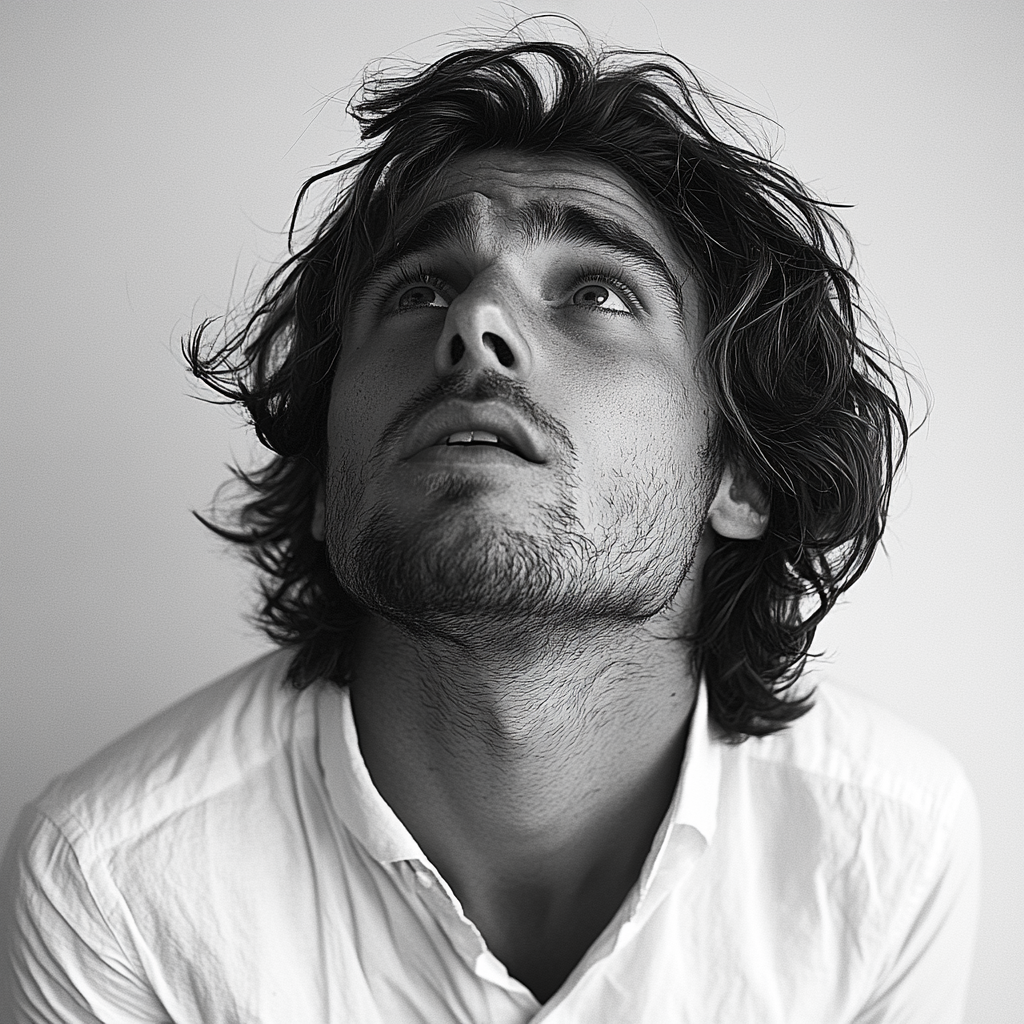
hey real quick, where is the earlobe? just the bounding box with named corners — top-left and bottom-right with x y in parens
top-left (708, 464), bottom-right (769, 540)
top-left (311, 484), bottom-right (325, 542)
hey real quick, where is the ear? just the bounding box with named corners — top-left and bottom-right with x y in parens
top-left (310, 483), bottom-right (325, 542)
top-left (708, 463), bottom-right (769, 540)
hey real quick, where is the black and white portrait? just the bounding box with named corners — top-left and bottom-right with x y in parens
top-left (2, 4), bottom-right (1019, 1021)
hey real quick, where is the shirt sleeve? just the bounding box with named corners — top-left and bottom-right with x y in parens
top-left (0, 804), bottom-right (171, 1024)
top-left (853, 773), bottom-right (982, 1024)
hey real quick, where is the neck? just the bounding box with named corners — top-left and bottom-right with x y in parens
top-left (347, 609), bottom-right (697, 1000)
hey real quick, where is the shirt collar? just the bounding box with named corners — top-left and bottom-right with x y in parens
top-left (317, 677), bottom-right (721, 869)
top-left (630, 677), bottom-right (721, 908)
top-left (671, 676), bottom-right (721, 842)
top-left (317, 685), bottom-right (425, 864)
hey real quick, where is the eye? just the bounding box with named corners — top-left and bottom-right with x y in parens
top-left (395, 282), bottom-right (450, 311)
top-left (571, 281), bottom-right (632, 313)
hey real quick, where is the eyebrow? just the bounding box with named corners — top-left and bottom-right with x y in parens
top-left (519, 197), bottom-right (688, 309)
top-left (370, 194), bottom-right (480, 275)
top-left (366, 192), bottom-right (690, 318)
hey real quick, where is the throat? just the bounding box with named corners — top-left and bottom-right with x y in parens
top-left (346, 618), bottom-right (696, 1001)
top-left (469, 855), bottom-right (647, 1003)
top-left (413, 708), bottom-right (687, 1004)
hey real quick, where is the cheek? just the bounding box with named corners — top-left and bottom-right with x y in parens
top-left (326, 347), bottom-right (413, 453)
top-left (326, 382), bottom-right (367, 461)
top-left (323, 368), bottom-right (388, 493)
top-left (329, 317), bottom-right (439, 438)
top-left (566, 356), bottom-right (709, 480)
top-left (562, 360), bottom-right (715, 537)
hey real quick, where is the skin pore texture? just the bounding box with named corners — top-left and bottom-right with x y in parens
top-left (312, 151), bottom-right (767, 1001)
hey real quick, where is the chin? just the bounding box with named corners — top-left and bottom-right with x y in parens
top-left (327, 500), bottom-right (690, 641)
top-left (344, 509), bottom-right (575, 623)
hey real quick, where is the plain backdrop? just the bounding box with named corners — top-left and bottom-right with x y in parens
top-left (2, 1), bottom-right (1021, 1019)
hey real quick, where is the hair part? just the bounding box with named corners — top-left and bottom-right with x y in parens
top-left (186, 36), bottom-right (911, 741)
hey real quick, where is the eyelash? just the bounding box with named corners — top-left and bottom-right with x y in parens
top-left (566, 267), bottom-right (642, 314)
top-left (375, 263), bottom-right (642, 314)
top-left (372, 265), bottom-right (452, 314)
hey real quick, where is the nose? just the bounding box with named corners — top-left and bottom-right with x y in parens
top-left (433, 281), bottom-right (534, 379)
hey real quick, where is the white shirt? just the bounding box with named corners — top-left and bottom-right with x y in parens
top-left (1, 649), bottom-right (980, 1023)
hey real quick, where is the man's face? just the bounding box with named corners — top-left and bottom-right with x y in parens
top-left (317, 150), bottom-right (720, 637)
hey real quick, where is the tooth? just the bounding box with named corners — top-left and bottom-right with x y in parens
top-left (471, 430), bottom-right (499, 444)
top-left (446, 431), bottom-right (473, 445)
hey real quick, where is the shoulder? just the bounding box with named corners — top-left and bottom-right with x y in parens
top-left (30, 647), bottom-right (313, 857)
top-left (719, 675), bottom-right (979, 895)
top-left (709, 677), bottom-right (979, 984)
top-left (743, 677), bottom-right (973, 822)
top-left (2, 650), bottom-right (320, 1022)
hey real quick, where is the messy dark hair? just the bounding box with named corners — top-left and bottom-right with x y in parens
top-left (186, 36), bottom-right (909, 741)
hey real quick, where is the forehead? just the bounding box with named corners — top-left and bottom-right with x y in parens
top-left (394, 150), bottom-right (685, 259)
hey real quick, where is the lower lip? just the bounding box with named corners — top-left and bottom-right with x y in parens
top-left (406, 444), bottom-right (538, 467)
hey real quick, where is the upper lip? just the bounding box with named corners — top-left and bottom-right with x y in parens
top-left (399, 400), bottom-right (549, 464)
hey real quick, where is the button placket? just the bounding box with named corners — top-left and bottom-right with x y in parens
top-left (403, 860), bottom-right (489, 966)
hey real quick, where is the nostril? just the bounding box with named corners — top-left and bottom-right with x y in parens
top-left (485, 333), bottom-right (515, 368)
top-left (450, 335), bottom-right (466, 364)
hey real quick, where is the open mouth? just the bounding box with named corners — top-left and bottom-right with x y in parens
top-left (401, 400), bottom-right (549, 464)
top-left (440, 429), bottom-right (519, 454)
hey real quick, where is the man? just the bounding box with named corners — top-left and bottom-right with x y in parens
top-left (1, 38), bottom-right (979, 1023)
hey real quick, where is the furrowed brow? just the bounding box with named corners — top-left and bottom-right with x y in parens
top-left (520, 198), bottom-right (688, 315)
top-left (369, 195), bottom-right (479, 276)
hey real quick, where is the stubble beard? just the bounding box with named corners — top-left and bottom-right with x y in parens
top-left (322, 455), bottom-right (717, 648)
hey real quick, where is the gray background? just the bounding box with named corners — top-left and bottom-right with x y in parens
top-left (2, 1), bottom-right (1021, 1019)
